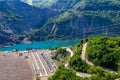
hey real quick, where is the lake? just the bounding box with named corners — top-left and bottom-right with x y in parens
top-left (0, 40), bottom-right (79, 51)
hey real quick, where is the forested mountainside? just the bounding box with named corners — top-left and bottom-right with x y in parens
top-left (49, 36), bottom-right (120, 80)
top-left (0, 1), bottom-right (59, 47)
top-left (29, 0), bottom-right (120, 41)
top-left (87, 36), bottom-right (120, 71)
top-left (0, 0), bottom-right (120, 47)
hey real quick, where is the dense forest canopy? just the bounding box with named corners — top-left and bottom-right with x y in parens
top-left (87, 36), bottom-right (120, 71)
top-left (50, 36), bottom-right (120, 80)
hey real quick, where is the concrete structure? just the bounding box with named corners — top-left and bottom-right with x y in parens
top-left (28, 50), bottom-right (57, 77)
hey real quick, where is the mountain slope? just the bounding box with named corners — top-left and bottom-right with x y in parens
top-left (87, 36), bottom-right (120, 71)
top-left (29, 0), bottom-right (120, 41)
top-left (0, 1), bottom-right (59, 47)
top-left (1, 0), bottom-right (120, 46)
top-left (0, 1), bottom-right (58, 32)
top-left (0, 0), bottom-right (57, 7)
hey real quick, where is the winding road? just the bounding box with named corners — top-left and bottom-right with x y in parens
top-left (62, 47), bottom-right (92, 78)
top-left (81, 42), bottom-right (117, 74)
top-left (81, 43), bottom-right (94, 66)
top-left (62, 47), bottom-right (73, 68)
top-left (61, 42), bottom-right (117, 78)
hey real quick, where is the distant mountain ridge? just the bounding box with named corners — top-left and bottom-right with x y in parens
top-left (0, 0), bottom-right (120, 47)
top-left (0, 0), bottom-right (56, 7)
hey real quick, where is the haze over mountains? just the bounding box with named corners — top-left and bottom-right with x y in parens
top-left (0, 0), bottom-right (56, 7)
top-left (0, 0), bottom-right (120, 47)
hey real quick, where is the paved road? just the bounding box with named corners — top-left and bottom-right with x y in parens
top-left (62, 47), bottom-right (73, 57)
top-left (81, 43), bottom-right (94, 66)
top-left (76, 72), bottom-right (91, 78)
top-left (81, 42), bottom-right (117, 74)
top-left (62, 47), bottom-right (73, 67)
top-left (63, 47), bottom-right (92, 78)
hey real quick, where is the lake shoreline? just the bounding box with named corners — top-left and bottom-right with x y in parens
top-left (0, 39), bottom-right (79, 51)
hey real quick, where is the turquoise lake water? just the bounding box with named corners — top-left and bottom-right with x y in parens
top-left (0, 40), bottom-right (79, 51)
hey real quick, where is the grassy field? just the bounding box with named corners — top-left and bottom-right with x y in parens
top-left (0, 52), bottom-right (34, 80)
